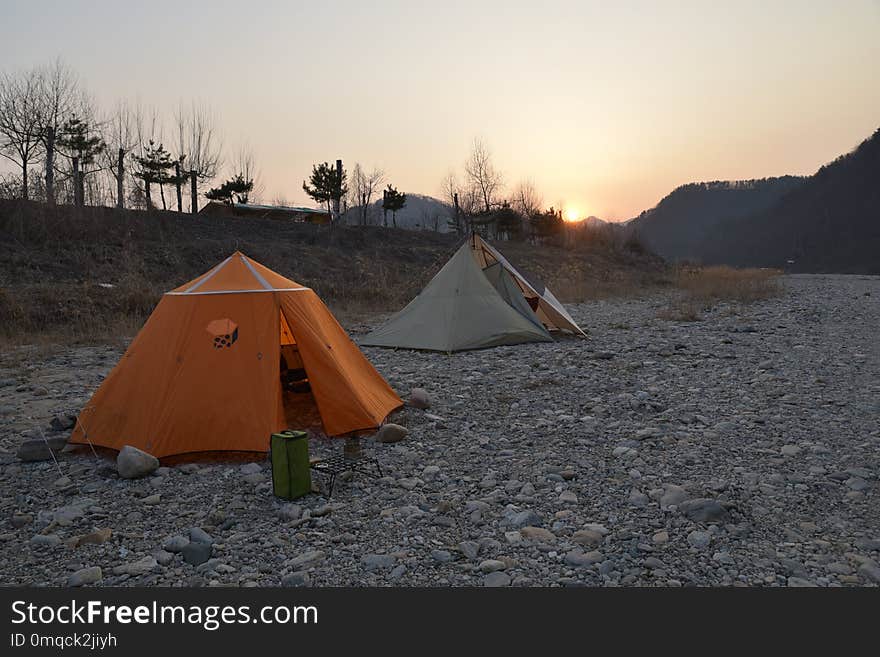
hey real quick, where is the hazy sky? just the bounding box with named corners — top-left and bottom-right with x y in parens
top-left (2, 0), bottom-right (879, 220)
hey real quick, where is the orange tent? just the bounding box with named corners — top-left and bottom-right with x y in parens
top-left (70, 252), bottom-right (402, 458)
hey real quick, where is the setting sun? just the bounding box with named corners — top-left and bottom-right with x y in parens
top-left (564, 207), bottom-right (582, 223)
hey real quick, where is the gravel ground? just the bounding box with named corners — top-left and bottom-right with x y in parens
top-left (0, 274), bottom-right (877, 587)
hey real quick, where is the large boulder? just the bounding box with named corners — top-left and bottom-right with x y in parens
top-left (17, 436), bottom-right (68, 462)
top-left (375, 423), bottom-right (409, 444)
top-left (116, 445), bottom-right (160, 479)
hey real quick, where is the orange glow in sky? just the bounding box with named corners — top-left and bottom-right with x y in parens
top-left (564, 207), bottom-right (583, 223)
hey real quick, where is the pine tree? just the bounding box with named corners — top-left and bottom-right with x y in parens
top-left (494, 204), bottom-right (523, 240)
top-left (382, 184), bottom-right (407, 228)
top-left (55, 115), bottom-right (106, 206)
top-left (531, 206), bottom-right (564, 241)
top-left (133, 141), bottom-right (178, 210)
top-left (302, 161), bottom-right (347, 221)
top-left (205, 173), bottom-right (254, 205)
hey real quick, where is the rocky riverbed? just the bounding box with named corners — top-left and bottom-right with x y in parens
top-left (1, 274), bottom-right (877, 587)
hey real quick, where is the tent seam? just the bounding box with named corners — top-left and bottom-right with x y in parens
top-left (184, 255), bottom-right (233, 293)
top-left (240, 255), bottom-right (274, 290)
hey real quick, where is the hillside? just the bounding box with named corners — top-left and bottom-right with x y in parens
top-left (707, 128), bottom-right (880, 273)
top-left (627, 127), bottom-right (880, 273)
top-left (627, 176), bottom-right (806, 262)
top-left (341, 194), bottom-right (454, 232)
top-left (0, 200), bottom-right (664, 341)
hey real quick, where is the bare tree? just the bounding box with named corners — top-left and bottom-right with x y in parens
top-left (441, 169), bottom-right (480, 232)
top-left (175, 101), bottom-right (223, 209)
top-left (514, 179), bottom-right (543, 218)
top-left (450, 172), bottom-right (482, 215)
top-left (35, 59), bottom-right (81, 203)
top-left (464, 137), bottom-right (503, 213)
top-left (349, 163), bottom-right (385, 225)
top-left (440, 171), bottom-right (461, 232)
top-left (0, 172), bottom-right (23, 199)
top-left (234, 143), bottom-right (262, 203)
top-left (0, 67), bottom-right (43, 199)
top-left (131, 104), bottom-right (163, 209)
top-left (101, 99), bottom-right (138, 208)
top-left (440, 171), bottom-right (460, 210)
top-left (420, 207), bottom-right (442, 232)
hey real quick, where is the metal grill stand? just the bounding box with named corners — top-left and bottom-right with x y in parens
top-left (310, 438), bottom-right (383, 496)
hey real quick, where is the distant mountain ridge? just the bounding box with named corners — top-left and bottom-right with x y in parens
top-left (707, 128), bottom-right (880, 272)
top-left (627, 127), bottom-right (880, 273)
top-left (626, 176), bottom-right (806, 261)
top-left (341, 193), bottom-right (453, 231)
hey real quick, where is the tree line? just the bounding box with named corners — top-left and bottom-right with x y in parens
top-left (299, 159), bottom-right (408, 228)
top-left (308, 138), bottom-right (573, 241)
top-left (0, 59), bottom-right (254, 212)
top-left (2, 60), bottom-right (578, 241)
top-left (440, 138), bottom-right (568, 241)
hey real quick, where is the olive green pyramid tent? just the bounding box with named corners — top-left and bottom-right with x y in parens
top-left (361, 234), bottom-right (586, 352)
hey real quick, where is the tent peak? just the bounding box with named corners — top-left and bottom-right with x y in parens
top-left (169, 253), bottom-right (307, 295)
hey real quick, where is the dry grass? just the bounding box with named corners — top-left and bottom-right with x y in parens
top-left (0, 200), bottom-right (456, 343)
top-left (551, 274), bottom-right (662, 302)
top-left (673, 265), bottom-right (783, 303)
top-left (0, 199), bottom-right (783, 341)
top-left (658, 265), bottom-right (782, 321)
top-left (657, 301), bottom-right (703, 322)
top-left (0, 200), bottom-right (671, 344)
top-left (0, 281), bottom-right (158, 344)
top-left (501, 238), bottom-right (667, 303)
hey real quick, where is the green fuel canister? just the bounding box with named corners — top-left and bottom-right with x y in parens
top-left (270, 430), bottom-right (311, 500)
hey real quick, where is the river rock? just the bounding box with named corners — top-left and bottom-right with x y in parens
top-left (182, 541), bottom-right (213, 566)
top-left (17, 436), bottom-right (68, 462)
top-left (162, 535), bottom-right (190, 553)
top-left (375, 424), bottom-right (409, 444)
top-left (409, 388), bottom-right (431, 409)
top-left (678, 498), bottom-right (730, 524)
top-left (68, 566), bottom-right (102, 587)
top-left (116, 445), bottom-right (160, 479)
